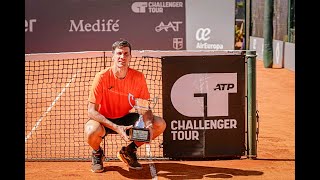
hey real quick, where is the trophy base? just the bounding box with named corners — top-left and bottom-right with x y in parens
top-left (129, 127), bottom-right (151, 142)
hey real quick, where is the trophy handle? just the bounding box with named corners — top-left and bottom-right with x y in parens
top-left (149, 96), bottom-right (158, 110)
top-left (129, 93), bottom-right (158, 110)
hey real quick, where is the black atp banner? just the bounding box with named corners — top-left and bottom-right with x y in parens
top-left (162, 55), bottom-right (246, 158)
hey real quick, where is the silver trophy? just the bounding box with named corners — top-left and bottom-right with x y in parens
top-left (128, 93), bottom-right (158, 142)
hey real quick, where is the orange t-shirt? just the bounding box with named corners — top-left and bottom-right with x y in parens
top-left (88, 67), bottom-right (150, 119)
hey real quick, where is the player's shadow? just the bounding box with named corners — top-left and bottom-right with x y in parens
top-left (105, 162), bottom-right (263, 179)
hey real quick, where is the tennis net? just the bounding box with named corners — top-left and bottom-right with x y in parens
top-left (25, 52), bottom-right (163, 161)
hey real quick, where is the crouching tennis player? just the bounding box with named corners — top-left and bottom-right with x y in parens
top-left (84, 40), bottom-right (166, 173)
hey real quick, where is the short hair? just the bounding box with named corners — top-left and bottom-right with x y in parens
top-left (112, 39), bottom-right (132, 54)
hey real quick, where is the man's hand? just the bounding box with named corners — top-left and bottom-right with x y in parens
top-left (116, 125), bottom-right (133, 141)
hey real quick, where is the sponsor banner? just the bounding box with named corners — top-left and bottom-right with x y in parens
top-left (185, 0), bottom-right (235, 50)
top-left (284, 42), bottom-right (295, 71)
top-left (249, 36), bottom-right (284, 68)
top-left (249, 36), bottom-right (264, 60)
top-left (162, 55), bottom-right (245, 158)
top-left (25, 0), bottom-right (185, 53)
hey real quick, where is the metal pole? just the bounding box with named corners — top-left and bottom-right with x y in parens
top-left (287, 0), bottom-right (291, 42)
top-left (246, 50), bottom-right (257, 159)
top-left (263, 0), bottom-right (274, 68)
top-left (245, 0), bottom-right (252, 50)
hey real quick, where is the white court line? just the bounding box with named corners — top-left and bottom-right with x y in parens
top-left (146, 143), bottom-right (158, 180)
top-left (25, 70), bottom-right (80, 143)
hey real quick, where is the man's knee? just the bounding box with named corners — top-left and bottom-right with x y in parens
top-left (153, 116), bottom-right (166, 133)
top-left (84, 120), bottom-right (105, 138)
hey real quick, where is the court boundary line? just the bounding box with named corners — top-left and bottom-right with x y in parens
top-left (25, 70), bottom-right (80, 142)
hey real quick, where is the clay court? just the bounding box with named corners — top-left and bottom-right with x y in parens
top-left (25, 57), bottom-right (295, 180)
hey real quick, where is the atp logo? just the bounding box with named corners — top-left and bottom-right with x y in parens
top-left (170, 73), bottom-right (237, 117)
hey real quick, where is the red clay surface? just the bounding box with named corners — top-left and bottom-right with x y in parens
top-left (25, 59), bottom-right (295, 179)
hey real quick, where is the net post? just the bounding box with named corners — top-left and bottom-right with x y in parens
top-left (246, 50), bottom-right (257, 159)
